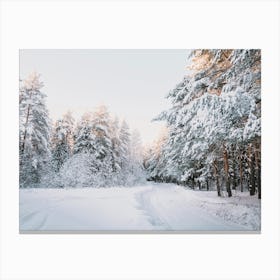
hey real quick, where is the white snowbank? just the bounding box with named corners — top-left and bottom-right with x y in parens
top-left (186, 189), bottom-right (261, 230)
top-left (19, 183), bottom-right (260, 231)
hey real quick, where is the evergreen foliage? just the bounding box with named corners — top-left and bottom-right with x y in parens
top-left (145, 49), bottom-right (261, 198)
top-left (19, 72), bottom-right (51, 188)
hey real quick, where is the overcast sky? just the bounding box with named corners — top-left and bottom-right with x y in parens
top-left (20, 49), bottom-right (188, 145)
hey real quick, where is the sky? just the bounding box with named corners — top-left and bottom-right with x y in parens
top-left (20, 49), bottom-right (188, 145)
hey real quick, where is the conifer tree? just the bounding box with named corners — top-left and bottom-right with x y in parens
top-left (147, 49), bottom-right (261, 198)
top-left (51, 112), bottom-right (74, 172)
top-left (19, 72), bottom-right (51, 187)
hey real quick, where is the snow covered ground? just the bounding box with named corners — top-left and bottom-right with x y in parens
top-left (19, 183), bottom-right (260, 232)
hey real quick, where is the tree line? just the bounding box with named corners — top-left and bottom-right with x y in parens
top-left (19, 50), bottom-right (261, 196)
top-left (144, 50), bottom-right (261, 198)
top-left (19, 73), bottom-right (144, 188)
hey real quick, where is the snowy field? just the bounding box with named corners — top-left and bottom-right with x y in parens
top-left (19, 183), bottom-right (260, 232)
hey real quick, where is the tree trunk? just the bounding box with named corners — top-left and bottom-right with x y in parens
top-left (239, 150), bottom-right (243, 192)
top-left (206, 179), bottom-right (209, 191)
top-left (223, 145), bottom-right (232, 197)
top-left (248, 145), bottom-right (256, 196)
top-left (21, 105), bottom-right (31, 155)
top-left (255, 142), bottom-right (261, 199)
top-left (20, 90), bottom-right (33, 156)
top-left (191, 176), bottom-right (195, 190)
top-left (232, 155), bottom-right (237, 190)
top-left (213, 160), bottom-right (221, 197)
top-left (257, 166), bottom-right (261, 199)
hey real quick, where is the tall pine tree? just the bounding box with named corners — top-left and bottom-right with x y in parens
top-left (19, 72), bottom-right (51, 188)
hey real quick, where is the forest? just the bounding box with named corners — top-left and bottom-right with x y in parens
top-left (19, 49), bottom-right (261, 199)
top-left (19, 80), bottom-right (145, 188)
top-left (145, 50), bottom-right (261, 198)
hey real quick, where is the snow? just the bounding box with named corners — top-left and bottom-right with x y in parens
top-left (19, 183), bottom-right (260, 231)
top-left (183, 189), bottom-right (261, 230)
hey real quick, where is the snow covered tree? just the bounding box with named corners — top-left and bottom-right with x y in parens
top-left (118, 120), bottom-right (131, 185)
top-left (91, 106), bottom-right (113, 162)
top-left (110, 116), bottom-right (122, 175)
top-left (149, 49), bottom-right (261, 198)
top-left (65, 106), bottom-right (115, 187)
top-left (73, 112), bottom-right (96, 154)
top-left (129, 129), bottom-right (146, 184)
top-left (19, 72), bottom-right (51, 188)
top-left (59, 106), bottom-right (147, 188)
top-left (62, 111), bottom-right (75, 151)
top-left (59, 153), bottom-right (100, 188)
top-left (51, 111), bottom-right (75, 172)
top-left (145, 128), bottom-right (169, 182)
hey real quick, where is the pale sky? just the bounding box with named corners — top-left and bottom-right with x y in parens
top-left (20, 49), bottom-right (188, 145)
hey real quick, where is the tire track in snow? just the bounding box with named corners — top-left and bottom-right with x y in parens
top-left (134, 186), bottom-right (171, 230)
top-left (20, 211), bottom-right (49, 230)
top-left (20, 211), bottom-right (39, 224)
top-left (20, 198), bottom-right (67, 230)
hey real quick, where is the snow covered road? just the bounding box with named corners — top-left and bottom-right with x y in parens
top-left (19, 183), bottom-right (259, 232)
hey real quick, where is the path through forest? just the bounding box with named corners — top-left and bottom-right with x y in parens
top-left (20, 183), bottom-right (259, 231)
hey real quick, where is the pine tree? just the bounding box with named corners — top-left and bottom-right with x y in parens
top-left (118, 120), bottom-right (131, 185)
top-left (73, 112), bottom-right (96, 154)
top-left (129, 129), bottom-right (146, 184)
top-left (145, 128), bottom-right (169, 182)
top-left (19, 72), bottom-right (51, 188)
top-left (91, 106), bottom-right (113, 162)
top-left (71, 106), bottom-right (114, 187)
top-left (110, 116), bottom-right (121, 174)
top-left (148, 49), bottom-right (261, 198)
top-left (51, 112), bottom-right (74, 172)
